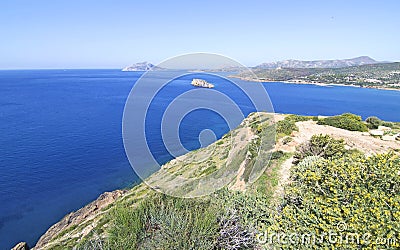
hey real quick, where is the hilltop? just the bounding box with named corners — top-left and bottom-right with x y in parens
top-left (16, 112), bottom-right (400, 249)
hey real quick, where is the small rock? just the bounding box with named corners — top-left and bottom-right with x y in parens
top-left (12, 242), bottom-right (29, 250)
top-left (382, 135), bottom-right (396, 141)
top-left (369, 130), bottom-right (384, 136)
top-left (378, 126), bottom-right (391, 132)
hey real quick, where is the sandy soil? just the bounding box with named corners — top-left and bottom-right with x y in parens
top-left (273, 156), bottom-right (294, 202)
top-left (277, 120), bottom-right (399, 155)
top-left (229, 119), bottom-right (253, 191)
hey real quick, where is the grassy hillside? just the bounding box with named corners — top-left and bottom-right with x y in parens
top-left (32, 113), bottom-right (400, 249)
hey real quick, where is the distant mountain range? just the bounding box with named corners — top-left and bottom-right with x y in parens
top-left (122, 57), bottom-right (390, 71)
top-left (122, 62), bottom-right (163, 71)
top-left (254, 56), bottom-right (381, 69)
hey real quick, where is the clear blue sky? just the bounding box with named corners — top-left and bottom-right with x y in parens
top-left (0, 0), bottom-right (399, 69)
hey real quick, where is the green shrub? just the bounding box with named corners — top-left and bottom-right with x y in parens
top-left (293, 134), bottom-right (346, 164)
top-left (286, 114), bottom-right (313, 122)
top-left (295, 155), bottom-right (324, 172)
top-left (276, 115), bottom-right (318, 136)
top-left (108, 194), bottom-right (220, 249)
top-left (215, 189), bottom-right (272, 232)
top-left (107, 203), bottom-right (146, 249)
top-left (282, 136), bottom-right (293, 145)
top-left (271, 150), bottom-right (285, 160)
top-left (382, 121), bottom-right (395, 128)
top-left (267, 153), bottom-right (400, 249)
top-left (216, 140), bottom-right (224, 145)
top-left (217, 209), bottom-right (256, 250)
top-left (276, 119), bottom-right (298, 135)
top-left (365, 116), bottom-right (382, 129)
top-left (317, 113), bottom-right (368, 132)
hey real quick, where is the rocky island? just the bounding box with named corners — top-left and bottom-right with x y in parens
top-left (191, 78), bottom-right (214, 88)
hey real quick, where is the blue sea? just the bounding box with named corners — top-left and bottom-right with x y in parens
top-left (0, 69), bottom-right (399, 249)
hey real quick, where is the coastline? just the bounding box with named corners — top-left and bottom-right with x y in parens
top-left (229, 75), bottom-right (400, 92)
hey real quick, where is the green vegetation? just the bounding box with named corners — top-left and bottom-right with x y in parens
top-left (108, 194), bottom-right (220, 249)
top-left (282, 136), bottom-right (293, 145)
top-left (365, 116), bottom-right (400, 134)
top-left (293, 134), bottom-right (346, 164)
top-left (317, 113), bottom-right (368, 132)
top-left (276, 117), bottom-right (298, 136)
top-left (100, 189), bottom-right (277, 250)
top-left (276, 114), bottom-right (315, 136)
top-left (103, 134), bottom-right (398, 249)
top-left (234, 62), bottom-right (400, 89)
top-left (268, 152), bottom-right (400, 249)
top-left (365, 116), bottom-right (382, 129)
top-left (285, 114), bottom-right (314, 122)
top-left (271, 150), bottom-right (284, 160)
top-left (250, 151), bottom-right (292, 201)
top-left (241, 67), bottom-right (326, 81)
top-left (44, 114), bottom-right (400, 250)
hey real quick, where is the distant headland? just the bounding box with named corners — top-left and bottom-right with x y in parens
top-left (122, 62), bottom-right (163, 71)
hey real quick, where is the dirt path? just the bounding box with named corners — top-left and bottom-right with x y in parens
top-left (273, 156), bottom-right (293, 202)
top-left (230, 119), bottom-right (253, 191)
top-left (230, 158), bottom-right (247, 191)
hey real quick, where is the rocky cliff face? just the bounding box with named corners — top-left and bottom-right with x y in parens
top-left (12, 242), bottom-right (29, 250)
top-left (33, 190), bottom-right (129, 249)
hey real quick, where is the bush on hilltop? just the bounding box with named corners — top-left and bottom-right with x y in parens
top-left (365, 116), bottom-right (382, 129)
top-left (317, 113), bottom-right (368, 132)
top-left (276, 119), bottom-right (298, 135)
top-left (293, 134), bottom-right (346, 164)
